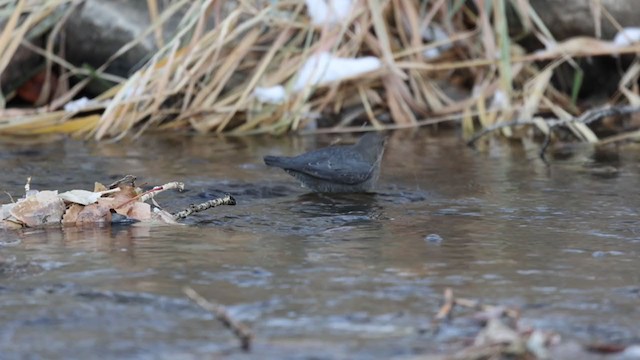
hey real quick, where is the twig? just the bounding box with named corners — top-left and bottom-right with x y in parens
top-left (431, 287), bottom-right (455, 335)
top-left (466, 118), bottom-right (536, 147)
top-left (573, 105), bottom-right (640, 125)
top-left (435, 287), bottom-right (454, 321)
top-left (24, 176), bottom-right (31, 193)
top-left (453, 296), bottom-right (520, 320)
top-left (183, 286), bottom-right (252, 351)
top-left (300, 111), bottom-right (469, 135)
top-left (108, 175), bottom-right (137, 189)
top-left (432, 288), bottom-right (520, 328)
top-left (467, 105), bottom-right (640, 150)
top-left (539, 132), bottom-right (552, 163)
top-left (172, 194), bottom-right (236, 220)
top-left (113, 181), bottom-right (185, 211)
top-left (139, 182), bottom-right (185, 202)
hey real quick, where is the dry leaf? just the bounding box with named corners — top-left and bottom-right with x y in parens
top-left (75, 203), bottom-right (112, 224)
top-left (1, 202), bottom-right (16, 220)
top-left (10, 190), bottom-right (65, 227)
top-left (58, 189), bottom-right (103, 205)
top-left (127, 201), bottom-right (151, 220)
top-left (474, 318), bottom-right (521, 347)
top-left (62, 203), bottom-right (84, 225)
top-left (94, 182), bottom-right (108, 192)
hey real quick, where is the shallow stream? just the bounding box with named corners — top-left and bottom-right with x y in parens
top-left (1, 131), bottom-right (639, 359)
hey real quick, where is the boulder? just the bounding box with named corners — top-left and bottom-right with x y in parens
top-left (527, 0), bottom-right (637, 40)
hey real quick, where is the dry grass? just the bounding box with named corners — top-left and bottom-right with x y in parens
top-left (1, 0), bottom-right (640, 145)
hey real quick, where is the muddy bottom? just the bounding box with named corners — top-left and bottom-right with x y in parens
top-left (1, 131), bottom-right (639, 359)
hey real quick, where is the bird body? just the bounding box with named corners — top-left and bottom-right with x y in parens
top-left (264, 133), bottom-right (386, 193)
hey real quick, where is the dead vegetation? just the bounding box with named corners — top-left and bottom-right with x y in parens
top-left (1, 175), bottom-right (236, 229)
top-left (422, 288), bottom-right (640, 360)
top-left (1, 0), bottom-right (640, 148)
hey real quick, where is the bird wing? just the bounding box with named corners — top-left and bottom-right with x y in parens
top-left (297, 158), bottom-right (373, 185)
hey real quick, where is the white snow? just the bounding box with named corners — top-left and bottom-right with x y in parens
top-left (64, 97), bottom-right (93, 112)
top-left (253, 52), bottom-right (382, 104)
top-left (253, 86), bottom-right (287, 104)
top-left (613, 27), bottom-right (640, 47)
top-left (305, 0), bottom-right (353, 26)
top-left (293, 52), bottom-right (381, 91)
top-left (491, 90), bottom-right (509, 109)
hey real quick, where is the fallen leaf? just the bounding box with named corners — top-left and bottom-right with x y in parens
top-left (127, 201), bottom-right (151, 220)
top-left (10, 190), bottom-right (65, 227)
top-left (16, 70), bottom-right (58, 104)
top-left (58, 189), bottom-right (103, 206)
top-left (1, 203), bottom-right (16, 220)
top-left (62, 203), bottom-right (84, 225)
top-left (94, 182), bottom-right (108, 192)
top-left (1, 219), bottom-right (23, 230)
top-left (75, 203), bottom-right (112, 224)
top-left (474, 318), bottom-right (524, 346)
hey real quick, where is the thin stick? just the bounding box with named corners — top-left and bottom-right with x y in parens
top-left (452, 296), bottom-right (520, 320)
top-left (183, 286), bottom-right (252, 351)
top-left (139, 182), bottom-right (185, 202)
top-left (431, 287), bottom-right (455, 335)
top-left (114, 181), bottom-right (185, 211)
top-left (435, 287), bottom-right (454, 321)
top-left (466, 118), bottom-right (536, 146)
top-left (467, 105), bottom-right (640, 148)
top-left (172, 194), bottom-right (236, 220)
top-left (108, 175), bottom-right (137, 189)
top-left (24, 176), bottom-right (31, 193)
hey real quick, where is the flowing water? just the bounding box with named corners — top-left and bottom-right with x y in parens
top-left (1, 131), bottom-right (639, 359)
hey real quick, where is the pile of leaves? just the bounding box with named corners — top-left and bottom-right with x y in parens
top-left (1, 175), bottom-right (235, 229)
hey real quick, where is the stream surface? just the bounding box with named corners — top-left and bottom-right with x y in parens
top-left (1, 130), bottom-right (639, 359)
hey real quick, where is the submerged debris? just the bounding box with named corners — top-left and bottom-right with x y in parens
top-left (431, 288), bottom-right (640, 360)
top-left (1, 175), bottom-right (236, 229)
top-left (184, 286), bottom-right (253, 352)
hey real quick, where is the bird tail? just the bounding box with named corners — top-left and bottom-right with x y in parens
top-left (264, 155), bottom-right (288, 168)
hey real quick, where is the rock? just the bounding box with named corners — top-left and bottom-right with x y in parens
top-left (0, 43), bottom-right (44, 96)
top-left (526, 0), bottom-right (637, 40)
top-left (64, 0), bottom-right (159, 78)
top-left (508, 1), bottom-right (639, 101)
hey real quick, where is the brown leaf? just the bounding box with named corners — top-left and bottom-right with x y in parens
top-left (16, 70), bottom-right (58, 104)
top-left (1, 219), bottom-right (23, 230)
top-left (10, 191), bottom-right (65, 227)
top-left (127, 201), bottom-right (151, 220)
top-left (62, 203), bottom-right (84, 225)
top-left (76, 203), bottom-right (112, 224)
top-left (94, 182), bottom-right (108, 192)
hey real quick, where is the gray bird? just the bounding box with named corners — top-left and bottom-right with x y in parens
top-left (264, 132), bottom-right (387, 193)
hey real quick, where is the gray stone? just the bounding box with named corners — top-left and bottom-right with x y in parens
top-left (526, 0), bottom-right (637, 40)
top-left (65, 0), bottom-right (162, 77)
